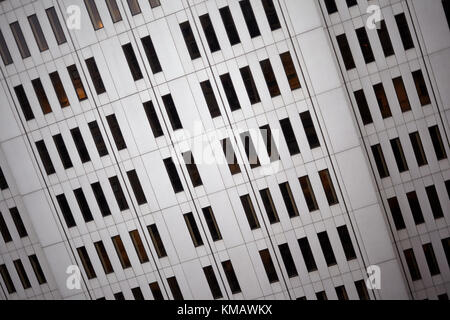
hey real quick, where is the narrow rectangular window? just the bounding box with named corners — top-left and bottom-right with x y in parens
top-left (395, 13), bottom-right (414, 50)
top-left (336, 285), bottom-right (349, 300)
top-left (71, 128), bottom-right (90, 163)
top-left (298, 237), bottom-right (318, 272)
top-left (423, 243), bottom-right (440, 276)
top-left (355, 280), bottom-right (370, 300)
top-left (91, 182), bottom-right (111, 217)
top-left (259, 188), bottom-right (280, 224)
top-left (319, 169), bottom-right (339, 205)
top-left (149, 282), bottom-right (164, 300)
top-left (377, 20), bottom-right (395, 57)
top-left (129, 230), bottom-right (149, 264)
top-left (337, 225), bottom-right (357, 261)
top-left (412, 70), bottom-right (431, 106)
top-left (441, 237), bottom-right (450, 268)
top-left (162, 94), bottom-right (183, 130)
top-left (428, 125), bottom-right (447, 160)
top-left (14, 85), bottom-right (34, 120)
top-left (84, 0), bottom-right (103, 30)
top-left (240, 194), bottom-right (260, 230)
top-left (371, 144), bottom-right (390, 178)
top-left (444, 0), bottom-right (450, 28)
top-left (406, 191), bottom-right (425, 225)
top-left (49, 71), bottom-right (70, 108)
top-left (300, 111), bottom-right (320, 149)
top-left (77, 246), bottom-right (97, 279)
top-left (0, 30), bottom-right (13, 65)
top-left (180, 21), bottom-right (201, 60)
top-left (28, 14), bottom-right (48, 52)
top-left (409, 131), bottom-right (428, 166)
top-left (260, 124), bottom-right (279, 162)
top-left (203, 266), bottom-right (223, 299)
top-left (239, 0), bottom-right (261, 38)
top-left (346, 0), bottom-right (357, 7)
top-left (53, 134), bottom-right (73, 169)
top-left (0, 264), bottom-right (16, 294)
top-left (373, 83), bottom-right (392, 118)
top-left (387, 197), bottom-right (406, 230)
top-left (10, 21), bottom-right (30, 59)
top-left (32, 78), bottom-right (52, 114)
top-left (183, 212), bottom-right (203, 247)
top-left (94, 241), bottom-right (114, 274)
top-left (222, 260), bottom-right (241, 294)
top-left (404, 248), bottom-right (421, 281)
top-left (74, 188), bottom-right (94, 222)
top-left (106, 0), bottom-right (122, 23)
top-left (56, 194), bottom-right (77, 228)
top-left (336, 34), bottom-right (355, 70)
top-left (112, 235), bottom-right (131, 269)
top-left (148, 224), bottom-right (167, 258)
top-left (239, 66), bottom-right (261, 104)
top-left (259, 249), bottom-right (279, 283)
top-left (425, 185), bottom-right (444, 219)
top-left (280, 118), bottom-right (300, 155)
top-left (262, 0), bottom-right (281, 30)
top-left (0, 211), bottom-right (13, 243)
top-left (393, 77), bottom-right (411, 112)
top-left (9, 207), bottom-right (28, 238)
top-left (0, 167), bottom-right (8, 190)
top-left (200, 14), bottom-right (221, 53)
top-left (85, 57), bottom-right (106, 94)
top-left (279, 243), bottom-right (298, 278)
top-left (127, 170), bottom-right (147, 205)
top-left (163, 157), bottom-right (184, 193)
top-left (167, 276), bottom-right (184, 300)
top-left (355, 27), bottom-right (375, 63)
top-left (46, 7), bottom-right (67, 45)
top-left (141, 35), bottom-right (162, 74)
top-left (279, 182), bottom-right (299, 218)
top-left (35, 140), bottom-right (56, 175)
top-left (316, 291), bottom-right (327, 300)
top-left (200, 80), bottom-right (221, 118)
top-left (354, 89), bottom-right (373, 125)
top-left (88, 121), bottom-right (108, 157)
top-left (143, 101), bottom-right (164, 137)
top-left (260, 58), bottom-right (280, 97)
top-left (202, 206), bottom-right (222, 241)
top-left (122, 43), bottom-right (143, 81)
top-left (280, 52), bottom-right (301, 90)
top-left (240, 132), bottom-right (260, 169)
top-left (149, 0), bottom-right (161, 8)
top-left (127, 0), bottom-right (141, 15)
top-left (299, 175), bottom-right (319, 212)
top-left (324, 0), bottom-right (338, 14)
top-left (221, 138), bottom-right (241, 175)
top-left (220, 73), bottom-right (241, 111)
top-left (390, 138), bottom-right (409, 173)
top-left (317, 231), bottom-right (337, 266)
top-left (106, 114), bottom-right (127, 151)
top-left (446, 180), bottom-right (450, 200)
top-left (131, 287), bottom-right (144, 300)
top-left (67, 64), bottom-right (87, 101)
top-left (183, 151), bottom-right (203, 187)
top-left (28, 255), bottom-right (46, 284)
top-left (220, 6), bottom-right (240, 45)
top-left (109, 176), bottom-right (129, 211)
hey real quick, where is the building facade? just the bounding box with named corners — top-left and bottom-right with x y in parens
top-left (0, 0), bottom-right (448, 300)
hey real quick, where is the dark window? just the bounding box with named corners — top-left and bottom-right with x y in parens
top-left (0, 167), bottom-right (8, 190)
top-left (129, 230), bottom-right (149, 264)
top-left (423, 243), bottom-right (440, 276)
top-left (220, 73), bottom-right (241, 111)
top-left (371, 144), bottom-right (390, 178)
top-left (355, 279), bottom-right (370, 300)
top-left (32, 78), bottom-right (52, 115)
top-left (106, 114), bottom-right (127, 151)
top-left (109, 176), bottom-right (129, 211)
top-left (299, 175), bottom-right (319, 211)
top-left (112, 235), bottom-right (131, 269)
top-left (337, 225), bottom-right (356, 260)
top-left (395, 13), bottom-right (414, 50)
top-left (319, 169), bottom-right (338, 205)
top-left (354, 89), bottom-right (373, 125)
top-left (163, 157), bottom-right (184, 193)
top-left (280, 118), bottom-right (300, 155)
top-left (0, 264), bottom-right (16, 294)
top-left (53, 134), bottom-right (73, 169)
top-left (162, 94), bottom-right (183, 130)
top-left (239, 0), bottom-right (261, 38)
top-left (298, 237), bottom-right (318, 272)
top-left (260, 58), bottom-right (280, 97)
top-left (49, 71), bottom-right (70, 108)
top-left (336, 34), bottom-right (355, 70)
top-left (141, 35), bottom-right (162, 74)
top-left (406, 191), bottom-right (425, 225)
top-left (56, 194), bottom-right (76, 228)
top-left (346, 0), bottom-right (357, 7)
top-left (355, 27), bottom-right (375, 63)
top-left (71, 128), bottom-right (90, 163)
top-left (262, 0), bottom-right (281, 31)
top-left (377, 20), bottom-right (395, 57)
top-left (35, 140), bottom-right (56, 175)
top-left (412, 70), bottom-right (431, 106)
top-left (259, 249), bottom-right (279, 283)
top-left (203, 266), bottom-right (223, 299)
top-left (14, 85), bottom-right (34, 121)
top-left (84, 0), bottom-right (103, 30)
top-left (74, 188), bottom-right (94, 222)
top-left (441, 237), bottom-right (450, 268)
top-left (149, 0), bottom-right (161, 8)
top-left (259, 188), bottom-right (280, 224)
top-left (222, 260), bottom-right (241, 294)
top-left (240, 66), bottom-right (261, 104)
top-left (318, 231), bottom-right (337, 266)
top-left (122, 43), bottom-right (143, 81)
top-left (85, 57), bottom-right (106, 94)
top-left (279, 182), bottom-right (299, 218)
top-left (387, 197), bottom-right (406, 230)
top-left (28, 14), bottom-right (48, 51)
top-left (200, 80), bottom-right (221, 118)
top-left (0, 29), bottom-right (13, 65)
top-left (240, 132), bottom-right (260, 169)
top-left (94, 241), bottom-right (114, 274)
top-left (131, 287), bottom-right (144, 300)
top-left (279, 243), bottom-right (298, 278)
top-left (183, 212), bottom-right (203, 247)
top-left (202, 206), bottom-right (222, 241)
top-left (444, 0), bottom-right (450, 28)
top-left (240, 194), bottom-right (260, 230)
top-left (9, 207), bottom-right (27, 238)
top-left (10, 21), bottom-right (30, 59)
top-left (46, 7), bottom-right (67, 45)
top-left (280, 52), bottom-right (301, 90)
top-left (183, 151), bottom-right (203, 187)
top-left (316, 291), bottom-right (328, 300)
top-left (428, 125), bottom-right (447, 160)
top-left (28, 254), bottom-right (46, 284)
top-left (167, 276), bottom-right (184, 300)
top-left (300, 111), bottom-right (320, 149)
top-left (180, 21), bottom-right (201, 60)
top-left (260, 124), bottom-right (279, 162)
top-left (404, 248), bottom-right (421, 281)
top-left (148, 224), bottom-right (167, 258)
top-left (88, 121), bottom-right (108, 157)
top-left (425, 185), bottom-right (444, 219)
top-left (91, 182), bottom-right (111, 217)
top-left (373, 83), bottom-right (392, 118)
top-left (149, 282), bottom-right (164, 300)
top-left (220, 6), bottom-right (240, 45)
top-left (324, 0), bottom-right (338, 14)
top-left (77, 246), bottom-right (96, 279)
top-left (221, 138), bottom-right (241, 175)
top-left (127, 0), bottom-right (141, 15)
top-left (143, 101), bottom-right (164, 137)
top-left (0, 211), bottom-right (13, 243)
top-left (390, 138), bottom-right (409, 173)
top-left (446, 180), bottom-right (450, 200)
top-left (409, 131), bottom-right (428, 166)
top-left (67, 64), bottom-right (87, 101)
top-left (127, 170), bottom-right (147, 205)
top-left (336, 285), bottom-right (349, 300)
top-left (200, 14), bottom-right (221, 53)
top-left (393, 77), bottom-right (411, 112)
top-left (106, 0), bottom-right (122, 23)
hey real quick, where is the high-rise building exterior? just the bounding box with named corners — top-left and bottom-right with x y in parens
top-left (0, 0), bottom-right (448, 301)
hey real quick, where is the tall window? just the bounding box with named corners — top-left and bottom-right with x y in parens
top-left (202, 206), bottom-right (222, 241)
top-left (131, 287), bottom-right (144, 300)
top-left (200, 80), bottom-right (221, 118)
top-left (10, 21), bottom-right (30, 59)
top-left (85, 57), bottom-right (106, 94)
top-left (106, 114), bottom-right (127, 150)
top-left (222, 260), bottom-right (241, 294)
top-left (127, 170), bottom-right (147, 205)
top-left (203, 266), bottom-right (223, 299)
top-left (373, 83), bottom-right (392, 118)
top-left (9, 207), bottom-right (28, 238)
top-left (94, 241), bottom-right (114, 274)
top-left (324, 0), bottom-right (338, 14)
top-left (29, 255), bottom-right (46, 284)
top-left (46, 7), bottom-right (67, 45)
top-left (335, 285), bottom-right (349, 300)
top-left (0, 30), bottom-right (13, 65)
top-left (239, 0), bottom-right (261, 38)
top-left (404, 248), bottom-right (421, 281)
top-left (259, 249), bottom-right (279, 283)
top-left (32, 78), bottom-right (52, 114)
top-left (127, 0), bottom-right (141, 15)
top-left (143, 101), bottom-right (164, 137)
top-left (49, 71), bottom-right (70, 108)
top-left (240, 132), bottom-right (260, 169)
top-left (260, 124), bottom-right (279, 162)
top-left (240, 194), bottom-right (260, 230)
top-left (262, 0), bottom-right (281, 31)
top-left (260, 58), bottom-right (280, 97)
top-left (148, 224), bottom-right (167, 258)
top-left (317, 231), bottom-right (337, 266)
top-left (71, 127), bottom-right (91, 163)
top-left (441, 237), bottom-right (450, 268)
top-left (53, 134), bottom-right (73, 169)
top-left (387, 197), bottom-right (406, 230)
top-left (240, 66), bottom-right (260, 104)
top-left (412, 70), bottom-right (431, 106)
top-left (299, 175), bottom-right (319, 212)
top-left (149, 282), bottom-right (164, 300)
top-left (423, 243), bottom-right (441, 276)
top-left (167, 276), bottom-right (184, 300)
top-left (259, 188), bottom-right (280, 224)
top-left (220, 73), bottom-right (241, 111)
top-left (180, 21), bottom-right (201, 60)
top-left (14, 259), bottom-right (31, 289)
top-left (74, 188), bottom-right (94, 222)
top-left (183, 212), bottom-right (203, 247)
top-left (112, 235), bottom-right (131, 269)
top-left (221, 138), bottom-right (241, 175)
top-left (336, 34), bottom-right (355, 70)
top-left (0, 167), bottom-right (8, 190)
top-left (406, 191), bottom-right (425, 225)
top-left (162, 94), bottom-right (183, 130)
top-left (280, 118), bottom-right (300, 155)
top-left (14, 85), bottom-right (34, 120)
top-left (354, 89), bottom-right (373, 125)
top-left (200, 14), bottom-right (221, 53)
top-left (88, 121), bottom-right (108, 157)
top-left (395, 13), bottom-right (414, 50)
top-left (371, 144), bottom-right (390, 178)
top-left (425, 185), bottom-right (444, 219)
top-left (355, 27), bottom-right (375, 63)
top-left (279, 182), bottom-right (299, 218)
top-left (319, 169), bottom-right (339, 205)
top-left (0, 211), bottom-right (12, 243)
top-left (355, 279), bottom-right (370, 300)
top-left (393, 77), bottom-right (411, 112)
top-left (67, 64), bottom-right (87, 101)
top-left (77, 246), bottom-right (97, 279)
top-left (163, 157), bottom-right (184, 193)
top-left (337, 225), bottom-right (357, 260)
top-left (280, 52), bottom-right (301, 90)
top-left (220, 6), bottom-right (240, 46)
top-left (109, 176), bottom-right (129, 211)
top-left (122, 43), bottom-right (143, 81)
top-left (56, 194), bottom-right (77, 228)
top-left (106, 0), bottom-right (122, 23)
top-left (278, 243), bottom-right (298, 278)
top-left (183, 151), bottom-right (203, 187)
top-left (300, 111), bottom-right (320, 149)
top-left (91, 182), bottom-right (111, 217)
top-left (377, 20), bottom-right (395, 57)
top-left (0, 264), bottom-right (16, 294)
top-left (409, 131), bottom-right (428, 166)
top-left (84, 0), bottom-right (103, 30)
top-left (28, 14), bottom-right (48, 52)
top-left (428, 125), bottom-right (447, 160)
top-left (141, 35), bottom-right (162, 74)
top-left (35, 140), bottom-right (56, 175)
top-left (129, 230), bottom-right (149, 264)
top-left (390, 138), bottom-right (409, 173)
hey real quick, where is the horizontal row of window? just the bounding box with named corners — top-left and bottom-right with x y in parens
top-left (297, 279), bottom-right (370, 300)
top-left (0, 207), bottom-right (28, 243)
